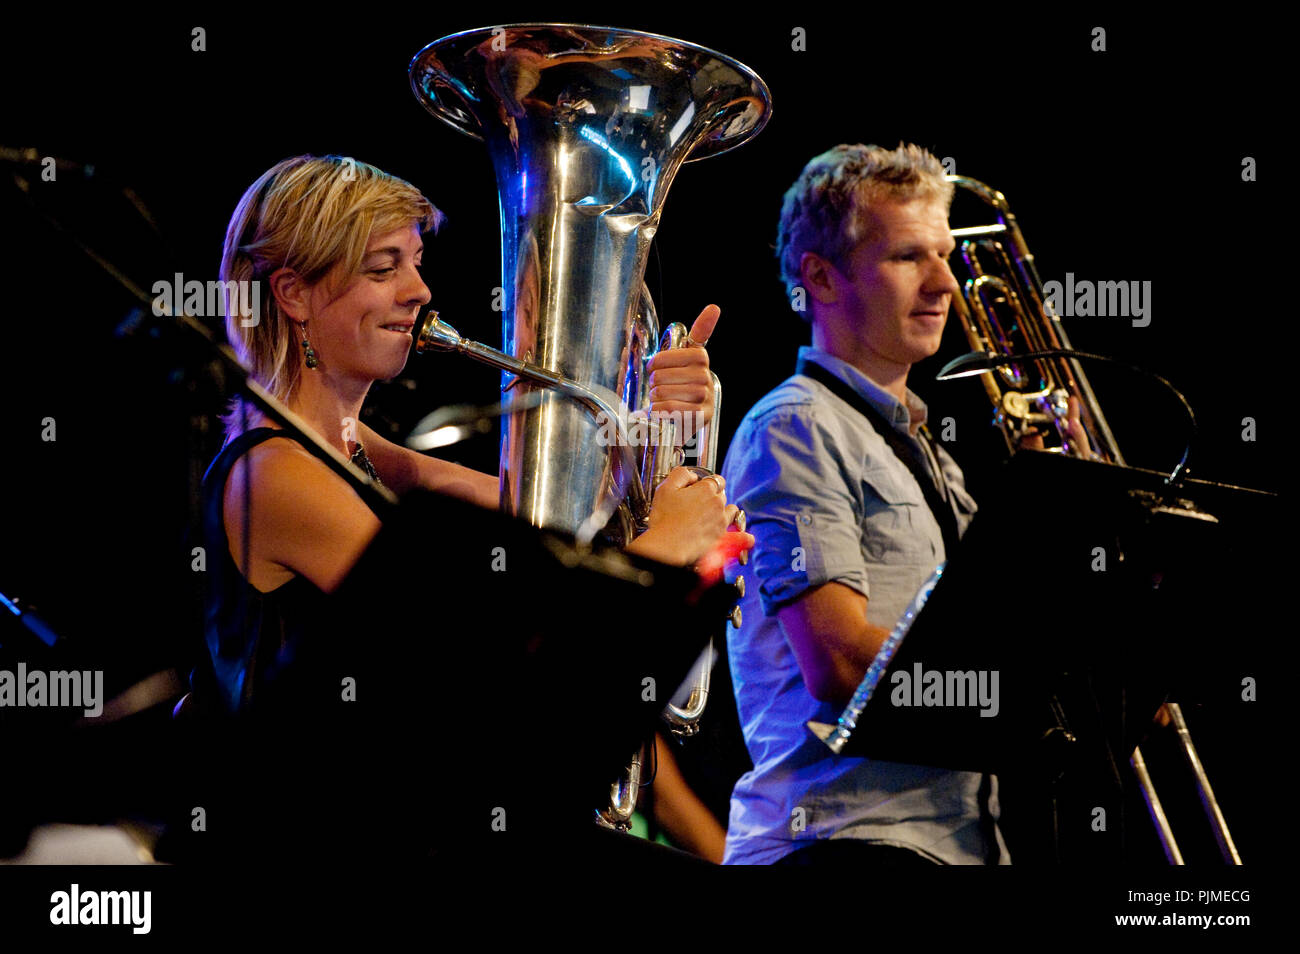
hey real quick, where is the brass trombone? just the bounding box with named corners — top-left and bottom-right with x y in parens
top-left (813, 175), bottom-right (1240, 864)
top-left (947, 175), bottom-right (1125, 465)
top-left (946, 174), bottom-right (1239, 863)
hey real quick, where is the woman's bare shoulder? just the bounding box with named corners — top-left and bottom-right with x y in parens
top-left (222, 433), bottom-right (382, 592)
top-left (222, 433), bottom-right (332, 504)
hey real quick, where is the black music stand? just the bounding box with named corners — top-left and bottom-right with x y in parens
top-left (176, 487), bottom-right (730, 865)
top-left (812, 450), bottom-right (1275, 862)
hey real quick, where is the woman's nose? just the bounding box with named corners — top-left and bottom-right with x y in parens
top-left (402, 264), bottom-right (431, 306)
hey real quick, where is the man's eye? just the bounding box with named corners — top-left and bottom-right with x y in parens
top-left (370, 267), bottom-right (396, 276)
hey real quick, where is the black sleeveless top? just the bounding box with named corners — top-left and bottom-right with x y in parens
top-left (199, 428), bottom-right (331, 715)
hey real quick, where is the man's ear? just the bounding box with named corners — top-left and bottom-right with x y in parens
top-left (270, 267), bottom-right (309, 322)
top-left (799, 251), bottom-right (840, 305)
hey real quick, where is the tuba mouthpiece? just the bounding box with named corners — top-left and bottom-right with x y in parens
top-left (415, 310), bottom-right (461, 353)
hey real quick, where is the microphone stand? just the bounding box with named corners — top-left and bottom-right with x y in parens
top-left (5, 166), bottom-right (398, 516)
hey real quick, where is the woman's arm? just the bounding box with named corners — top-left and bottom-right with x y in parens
top-left (357, 421), bottom-right (498, 509)
top-left (358, 420), bottom-right (750, 567)
top-left (649, 731), bottom-right (727, 864)
top-left (225, 438), bottom-right (383, 594)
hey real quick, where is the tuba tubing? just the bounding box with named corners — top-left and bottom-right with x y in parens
top-left (416, 309), bottom-right (651, 532)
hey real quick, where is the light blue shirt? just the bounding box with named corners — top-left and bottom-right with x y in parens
top-left (722, 346), bottom-right (1009, 865)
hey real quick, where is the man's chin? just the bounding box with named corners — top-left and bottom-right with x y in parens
top-left (902, 338), bottom-right (944, 366)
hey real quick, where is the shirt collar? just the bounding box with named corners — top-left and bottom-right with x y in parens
top-left (798, 345), bottom-right (929, 435)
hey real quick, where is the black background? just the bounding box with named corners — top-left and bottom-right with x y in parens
top-left (0, 1), bottom-right (1284, 913)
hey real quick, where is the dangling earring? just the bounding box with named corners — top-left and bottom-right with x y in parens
top-left (300, 321), bottom-right (318, 370)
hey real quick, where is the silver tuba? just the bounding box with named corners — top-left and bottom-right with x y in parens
top-left (409, 24), bottom-right (770, 826)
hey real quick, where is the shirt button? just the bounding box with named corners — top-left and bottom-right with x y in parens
top-left (799, 514), bottom-right (812, 526)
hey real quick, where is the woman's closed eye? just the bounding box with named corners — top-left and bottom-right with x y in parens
top-left (369, 259), bottom-right (422, 278)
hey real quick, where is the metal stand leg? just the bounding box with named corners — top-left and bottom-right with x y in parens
top-left (1167, 703), bottom-right (1242, 865)
top-left (1131, 704), bottom-right (1242, 865)
top-left (1131, 745), bottom-right (1184, 864)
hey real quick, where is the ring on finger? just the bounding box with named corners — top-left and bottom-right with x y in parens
top-left (704, 474), bottom-right (724, 494)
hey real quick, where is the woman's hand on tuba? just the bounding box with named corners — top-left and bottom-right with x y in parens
top-left (645, 304), bottom-right (720, 441)
top-left (626, 466), bottom-right (754, 569)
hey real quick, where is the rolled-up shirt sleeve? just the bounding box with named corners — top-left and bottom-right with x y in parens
top-left (723, 403), bottom-right (867, 616)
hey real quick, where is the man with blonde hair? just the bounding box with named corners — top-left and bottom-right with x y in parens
top-left (721, 143), bottom-right (1010, 865)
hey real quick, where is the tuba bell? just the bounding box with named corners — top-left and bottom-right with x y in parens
top-left (410, 23), bottom-right (769, 540)
top-left (408, 24), bottom-right (770, 828)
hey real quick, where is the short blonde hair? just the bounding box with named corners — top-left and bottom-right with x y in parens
top-left (776, 143), bottom-right (953, 312)
top-left (218, 155), bottom-right (443, 437)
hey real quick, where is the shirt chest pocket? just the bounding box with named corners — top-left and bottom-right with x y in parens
top-left (859, 465), bottom-right (941, 564)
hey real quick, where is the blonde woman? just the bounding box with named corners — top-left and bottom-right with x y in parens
top-left (200, 155), bottom-right (747, 713)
